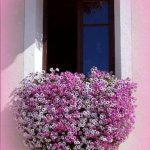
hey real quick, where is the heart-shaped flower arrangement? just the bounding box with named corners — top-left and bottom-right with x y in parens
top-left (11, 67), bottom-right (137, 150)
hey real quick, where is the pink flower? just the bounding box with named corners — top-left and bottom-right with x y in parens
top-left (11, 67), bottom-right (137, 150)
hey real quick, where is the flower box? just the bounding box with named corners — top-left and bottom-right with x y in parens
top-left (11, 67), bottom-right (137, 150)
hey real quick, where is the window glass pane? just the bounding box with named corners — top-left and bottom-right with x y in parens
top-left (83, 2), bottom-right (108, 24)
top-left (83, 26), bottom-right (109, 74)
top-left (47, 0), bottom-right (78, 72)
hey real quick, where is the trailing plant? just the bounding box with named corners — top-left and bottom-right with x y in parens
top-left (11, 67), bottom-right (137, 150)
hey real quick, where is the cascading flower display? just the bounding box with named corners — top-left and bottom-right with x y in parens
top-left (11, 67), bottom-right (137, 150)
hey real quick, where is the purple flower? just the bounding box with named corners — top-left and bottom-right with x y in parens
top-left (11, 67), bottom-right (137, 150)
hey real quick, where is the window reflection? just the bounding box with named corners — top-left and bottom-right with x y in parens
top-left (83, 27), bottom-right (109, 74)
top-left (83, 2), bottom-right (108, 24)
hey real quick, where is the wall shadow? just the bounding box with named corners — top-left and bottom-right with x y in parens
top-left (1, 0), bottom-right (43, 71)
top-left (1, 105), bottom-right (27, 150)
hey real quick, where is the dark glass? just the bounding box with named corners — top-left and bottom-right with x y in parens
top-left (83, 26), bottom-right (109, 74)
top-left (47, 0), bottom-right (77, 72)
top-left (83, 2), bottom-right (108, 24)
top-left (44, 0), bottom-right (114, 74)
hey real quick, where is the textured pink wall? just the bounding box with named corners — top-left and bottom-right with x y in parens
top-left (1, 0), bottom-right (25, 150)
top-left (1, 0), bottom-right (150, 150)
top-left (120, 0), bottom-right (150, 149)
top-left (132, 0), bottom-right (150, 149)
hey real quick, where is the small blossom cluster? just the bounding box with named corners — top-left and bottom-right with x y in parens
top-left (11, 67), bottom-right (137, 150)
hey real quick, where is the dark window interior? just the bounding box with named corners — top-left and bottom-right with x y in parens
top-left (43, 0), bottom-right (115, 74)
top-left (83, 1), bottom-right (109, 74)
top-left (46, 0), bottom-right (78, 72)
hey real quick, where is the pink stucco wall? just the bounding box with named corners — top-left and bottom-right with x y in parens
top-left (0, 0), bottom-right (26, 150)
top-left (119, 0), bottom-right (150, 150)
top-left (1, 0), bottom-right (150, 150)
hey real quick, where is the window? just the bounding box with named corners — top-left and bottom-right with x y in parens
top-left (43, 0), bottom-right (115, 74)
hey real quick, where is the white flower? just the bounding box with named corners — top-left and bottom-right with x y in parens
top-left (55, 68), bottom-right (59, 72)
top-left (49, 68), bottom-right (54, 72)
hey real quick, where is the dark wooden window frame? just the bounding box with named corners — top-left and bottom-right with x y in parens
top-left (43, 0), bottom-right (48, 71)
top-left (43, 0), bottom-right (115, 73)
top-left (108, 0), bottom-right (115, 73)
